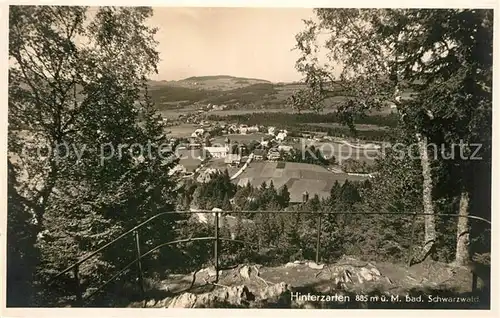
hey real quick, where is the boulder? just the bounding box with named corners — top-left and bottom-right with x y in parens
top-left (285, 262), bottom-right (300, 268)
top-left (370, 267), bottom-right (381, 276)
top-left (167, 292), bottom-right (197, 308)
top-left (259, 282), bottom-right (290, 300)
top-left (334, 269), bottom-right (354, 288)
top-left (165, 285), bottom-right (254, 308)
top-left (358, 267), bottom-right (374, 282)
top-left (239, 265), bottom-right (251, 279)
top-left (307, 262), bottom-right (325, 270)
top-left (327, 262), bottom-right (385, 288)
top-left (200, 266), bottom-right (217, 277)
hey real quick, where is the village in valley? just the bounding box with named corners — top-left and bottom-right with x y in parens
top-left (162, 102), bottom-right (380, 206)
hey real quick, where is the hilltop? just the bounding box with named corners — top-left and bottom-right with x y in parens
top-left (147, 75), bottom-right (349, 112)
top-left (149, 75), bottom-right (272, 91)
top-left (183, 75), bottom-right (271, 85)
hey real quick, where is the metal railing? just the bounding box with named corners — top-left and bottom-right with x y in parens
top-left (48, 210), bottom-right (491, 306)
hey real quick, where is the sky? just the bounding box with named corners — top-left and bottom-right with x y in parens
top-left (147, 7), bottom-right (316, 83)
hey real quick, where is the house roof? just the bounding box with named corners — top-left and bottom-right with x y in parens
top-left (204, 146), bottom-right (228, 153)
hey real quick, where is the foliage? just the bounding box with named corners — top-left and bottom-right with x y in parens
top-left (7, 162), bottom-right (40, 306)
top-left (150, 82), bottom-right (279, 108)
top-left (292, 8), bottom-right (492, 262)
top-left (280, 146), bottom-right (333, 166)
top-left (8, 6), bottom-right (179, 305)
top-left (341, 159), bottom-right (371, 173)
top-left (191, 170), bottom-right (236, 210)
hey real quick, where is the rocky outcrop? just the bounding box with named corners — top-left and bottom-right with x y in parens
top-left (258, 282), bottom-right (290, 301)
top-left (165, 285), bottom-right (254, 308)
top-left (142, 258), bottom-right (392, 308)
top-left (315, 257), bottom-right (387, 289)
top-left (284, 260), bottom-right (325, 269)
top-left (131, 257), bottom-right (483, 309)
top-left (163, 282), bottom-right (292, 308)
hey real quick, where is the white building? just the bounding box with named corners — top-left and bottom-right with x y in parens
top-left (260, 137), bottom-right (270, 147)
top-left (204, 146), bottom-right (229, 158)
top-left (276, 131), bottom-right (287, 142)
top-left (268, 148), bottom-right (281, 161)
top-left (278, 145), bottom-right (293, 153)
top-left (240, 125), bottom-right (259, 134)
top-left (191, 128), bottom-right (205, 138)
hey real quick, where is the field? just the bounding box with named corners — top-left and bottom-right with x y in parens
top-left (159, 107), bottom-right (341, 121)
top-left (152, 75), bottom-right (400, 126)
top-left (164, 124), bottom-right (200, 137)
top-left (157, 75), bottom-right (394, 160)
top-left (149, 75), bottom-right (271, 91)
top-left (233, 161), bottom-right (369, 203)
top-left (149, 75), bottom-right (357, 112)
top-left (212, 133), bottom-right (268, 144)
top-left (163, 121), bottom-right (382, 164)
top-left (287, 138), bottom-right (380, 164)
top-left (306, 123), bottom-right (389, 131)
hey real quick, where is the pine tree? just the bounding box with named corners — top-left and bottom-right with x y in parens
top-left (330, 181), bottom-right (341, 202)
top-left (260, 181), bottom-right (267, 191)
top-left (279, 185), bottom-right (291, 208)
top-left (222, 193), bottom-right (232, 212)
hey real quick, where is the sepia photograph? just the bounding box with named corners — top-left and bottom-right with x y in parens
top-left (2, 2), bottom-right (496, 312)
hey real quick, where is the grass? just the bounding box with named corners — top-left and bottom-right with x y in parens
top-left (306, 123), bottom-right (389, 131)
top-left (213, 133), bottom-right (268, 144)
top-left (234, 161), bottom-right (369, 202)
top-left (149, 75), bottom-right (405, 121)
top-left (286, 139), bottom-right (379, 164)
top-left (164, 124), bottom-right (200, 137)
top-left (149, 75), bottom-right (353, 111)
top-left (203, 158), bottom-right (241, 176)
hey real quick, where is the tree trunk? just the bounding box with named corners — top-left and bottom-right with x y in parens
top-left (455, 191), bottom-right (470, 265)
top-left (415, 132), bottom-right (436, 263)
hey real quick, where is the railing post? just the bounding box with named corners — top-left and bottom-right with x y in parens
top-left (134, 230), bottom-right (145, 305)
top-left (315, 213), bottom-right (322, 264)
top-left (214, 211), bottom-right (219, 283)
top-left (407, 212), bottom-right (418, 267)
top-left (73, 265), bottom-right (82, 306)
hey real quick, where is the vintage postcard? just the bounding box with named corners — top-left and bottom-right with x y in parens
top-left (1, 1), bottom-right (497, 316)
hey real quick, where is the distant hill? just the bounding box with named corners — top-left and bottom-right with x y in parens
top-left (182, 75), bottom-right (271, 83)
top-left (147, 75), bottom-right (353, 112)
top-left (158, 75), bottom-right (273, 92)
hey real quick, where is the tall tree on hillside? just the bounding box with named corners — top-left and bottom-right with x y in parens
top-left (292, 9), bottom-right (492, 265)
top-left (8, 6), bottom-right (179, 305)
top-left (279, 185), bottom-right (291, 208)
